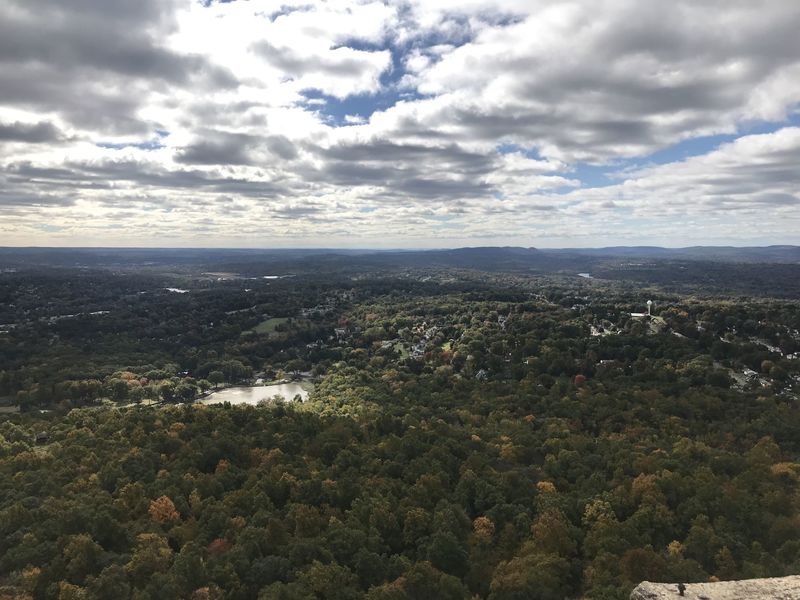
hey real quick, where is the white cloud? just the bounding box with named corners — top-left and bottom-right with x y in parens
top-left (0, 0), bottom-right (799, 247)
top-left (382, 0), bottom-right (800, 163)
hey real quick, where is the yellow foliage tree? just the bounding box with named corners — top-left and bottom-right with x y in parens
top-left (149, 495), bottom-right (180, 524)
top-left (472, 516), bottom-right (495, 542)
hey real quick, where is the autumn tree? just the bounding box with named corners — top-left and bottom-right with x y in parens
top-left (149, 495), bottom-right (180, 524)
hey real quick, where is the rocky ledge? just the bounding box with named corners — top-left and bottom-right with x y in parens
top-left (630, 576), bottom-right (800, 599)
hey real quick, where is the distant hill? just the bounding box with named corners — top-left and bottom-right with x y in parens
top-left (318, 245), bottom-right (800, 272)
top-left (0, 245), bottom-right (798, 271)
top-left (546, 245), bottom-right (800, 263)
top-left (350, 246), bottom-right (581, 271)
top-left (0, 247), bottom-right (369, 268)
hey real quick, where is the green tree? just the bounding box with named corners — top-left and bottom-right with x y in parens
top-left (208, 371), bottom-right (225, 389)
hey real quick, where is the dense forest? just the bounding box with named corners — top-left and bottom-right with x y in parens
top-left (1, 251), bottom-right (799, 599)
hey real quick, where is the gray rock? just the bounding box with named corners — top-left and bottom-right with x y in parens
top-left (630, 576), bottom-right (800, 599)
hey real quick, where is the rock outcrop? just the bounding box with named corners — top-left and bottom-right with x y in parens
top-left (630, 576), bottom-right (800, 599)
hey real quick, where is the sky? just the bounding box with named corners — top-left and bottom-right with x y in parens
top-left (1, 0), bottom-right (799, 248)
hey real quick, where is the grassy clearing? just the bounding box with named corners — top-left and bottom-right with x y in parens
top-left (252, 317), bottom-right (289, 335)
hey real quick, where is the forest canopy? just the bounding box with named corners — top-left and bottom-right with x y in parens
top-left (1, 255), bottom-right (799, 599)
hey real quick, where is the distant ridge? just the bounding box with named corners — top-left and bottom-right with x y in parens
top-left (0, 245), bottom-right (798, 269)
top-left (544, 245), bottom-right (800, 263)
top-left (2, 244), bottom-right (799, 296)
top-left (361, 245), bottom-right (800, 268)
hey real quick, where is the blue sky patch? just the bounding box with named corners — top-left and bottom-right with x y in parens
top-left (96, 138), bottom-right (165, 151)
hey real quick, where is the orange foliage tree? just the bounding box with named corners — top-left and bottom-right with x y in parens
top-left (149, 495), bottom-right (180, 524)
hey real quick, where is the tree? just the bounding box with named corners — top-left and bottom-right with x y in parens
top-left (86, 564), bottom-right (130, 600)
top-left (172, 542), bottom-right (208, 594)
top-left (62, 534), bottom-right (103, 584)
top-left (426, 531), bottom-right (469, 577)
top-left (683, 515), bottom-right (722, 571)
top-left (208, 371), bottom-right (224, 389)
top-left (620, 547), bottom-right (667, 583)
top-left (297, 561), bottom-right (360, 600)
top-left (472, 516), bottom-right (495, 543)
top-left (531, 508), bottom-right (578, 558)
top-left (286, 359), bottom-right (306, 378)
top-left (16, 389), bottom-right (32, 412)
top-left (149, 495), bottom-right (180, 524)
top-left (126, 533), bottom-right (173, 586)
top-left (129, 385), bottom-right (146, 404)
top-left (401, 561), bottom-right (468, 600)
top-left (489, 550), bottom-right (572, 600)
top-left (175, 383), bottom-right (199, 403)
top-left (159, 382), bottom-right (176, 403)
top-left (58, 582), bottom-right (87, 600)
top-left (108, 378), bottom-right (129, 402)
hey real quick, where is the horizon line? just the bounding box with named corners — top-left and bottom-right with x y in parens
top-left (1, 244), bottom-right (799, 252)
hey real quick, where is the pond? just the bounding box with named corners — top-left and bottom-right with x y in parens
top-left (199, 382), bottom-right (310, 405)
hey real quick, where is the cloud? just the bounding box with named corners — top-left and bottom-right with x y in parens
top-left (175, 131), bottom-right (260, 166)
top-left (254, 42), bottom-right (392, 98)
top-left (603, 127), bottom-right (800, 212)
top-left (0, 121), bottom-right (65, 143)
top-left (0, 0), bottom-right (236, 136)
top-left (0, 0), bottom-right (799, 247)
top-left (384, 1), bottom-right (800, 163)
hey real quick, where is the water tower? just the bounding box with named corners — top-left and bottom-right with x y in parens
top-left (647, 300), bottom-right (652, 316)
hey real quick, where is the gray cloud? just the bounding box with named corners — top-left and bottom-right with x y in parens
top-left (175, 132), bottom-right (259, 166)
top-left (175, 131), bottom-right (301, 165)
top-left (751, 193), bottom-right (799, 206)
top-left (399, 1), bottom-right (800, 162)
top-left (0, 0), bottom-right (237, 136)
top-left (5, 159), bottom-right (290, 201)
top-left (306, 139), bottom-right (499, 199)
top-left (0, 121), bottom-right (64, 143)
top-left (1, 0), bottom-right (799, 246)
top-left (0, 191), bottom-right (76, 208)
top-left (267, 135), bottom-right (299, 160)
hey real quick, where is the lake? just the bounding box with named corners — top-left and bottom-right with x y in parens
top-left (199, 382), bottom-right (310, 405)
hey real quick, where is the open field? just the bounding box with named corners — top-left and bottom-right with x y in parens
top-left (251, 316), bottom-right (289, 335)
